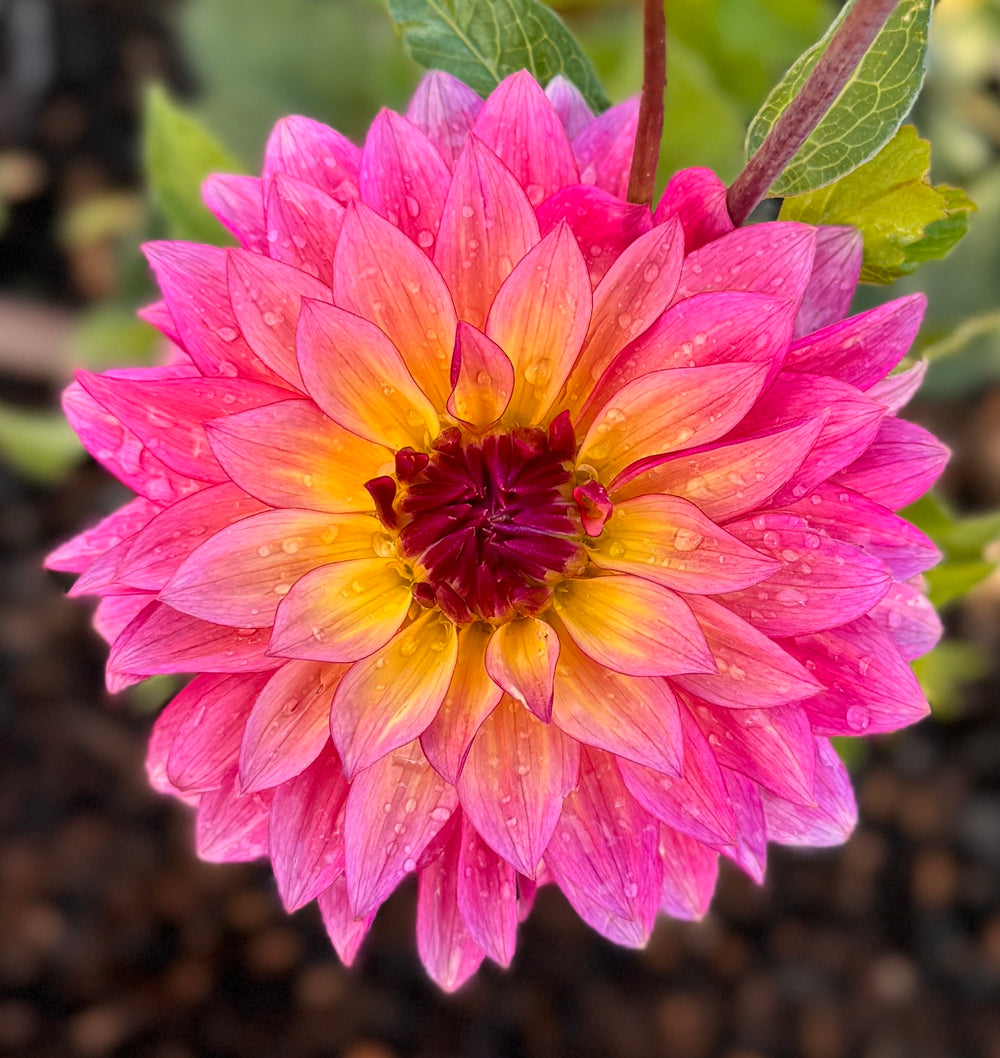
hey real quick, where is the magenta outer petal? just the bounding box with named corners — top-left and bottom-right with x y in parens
top-left (870, 579), bottom-right (943, 660)
top-left (47, 496), bottom-right (161, 574)
top-left (202, 173), bottom-right (267, 254)
top-left (456, 815), bottom-right (518, 966)
top-left (787, 616), bottom-right (931, 735)
top-left (269, 744), bottom-right (349, 911)
top-left (137, 299), bottom-right (183, 347)
top-left (793, 226), bottom-right (862, 338)
top-left (264, 172), bottom-right (346, 284)
top-left (147, 683), bottom-right (200, 802)
top-left (317, 875), bottom-right (374, 966)
top-left (344, 741), bottom-right (458, 917)
top-left (196, 771), bottom-right (273, 863)
top-left (654, 167), bottom-right (734, 252)
top-left (262, 115), bottom-right (361, 203)
top-left (417, 823), bottom-right (486, 991)
top-left (717, 769), bottom-right (767, 884)
top-left (866, 360), bottom-right (927, 412)
top-left (545, 74), bottom-right (593, 139)
top-left (406, 70), bottom-right (483, 168)
top-left (658, 825), bottom-right (718, 920)
top-left (93, 595), bottom-right (153, 647)
top-left (572, 96), bottom-right (639, 199)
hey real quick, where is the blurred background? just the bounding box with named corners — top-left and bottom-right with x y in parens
top-left (1, 0), bottom-right (999, 1055)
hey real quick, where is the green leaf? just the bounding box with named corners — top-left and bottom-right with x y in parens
top-left (779, 126), bottom-right (975, 284)
top-left (746, 0), bottom-right (932, 197)
top-left (385, 0), bottom-right (609, 112)
top-left (0, 403), bottom-right (82, 484)
top-left (142, 84), bottom-right (244, 243)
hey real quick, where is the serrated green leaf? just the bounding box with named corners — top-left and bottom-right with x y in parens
top-left (142, 84), bottom-right (244, 243)
top-left (746, 0), bottom-right (931, 197)
top-left (0, 403), bottom-right (82, 484)
top-left (386, 0), bottom-right (609, 112)
top-left (779, 126), bottom-right (975, 284)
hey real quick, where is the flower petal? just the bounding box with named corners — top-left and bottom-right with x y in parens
top-left (717, 768), bottom-right (767, 883)
top-left (485, 222), bottom-right (591, 424)
top-left (264, 172), bottom-right (346, 284)
top-left (591, 494), bottom-right (780, 594)
top-left (446, 322), bottom-right (515, 427)
top-left (654, 167), bottom-right (733, 252)
top-left (196, 772), bottom-right (273, 863)
top-left (317, 875), bottom-right (374, 966)
top-left (545, 75), bottom-right (592, 138)
top-left (433, 135), bottom-right (540, 328)
top-left (46, 496), bottom-right (161, 574)
top-left (793, 225), bottom-right (862, 338)
top-left (331, 610), bottom-right (458, 777)
top-left (162, 510), bottom-right (382, 628)
top-left (572, 97), bottom-right (639, 199)
top-left (406, 70), bottom-right (483, 168)
top-left (94, 595), bottom-right (153, 647)
top-left (484, 616), bottom-right (560, 722)
top-left (263, 115), bottom-right (361, 203)
top-left (553, 574), bottom-right (714, 677)
top-left (344, 740), bottom-right (458, 917)
top-left (202, 173), bottom-right (267, 254)
top-left (297, 298), bottom-right (440, 449)
top-left (658, 825), bottom-right (718, 920)
top-left (456, 815), bottom-right (518, 966)
top-left (866, 360), bottom-right (926, 413)
top-left (458, 694), bottom-right (579, 877)
top-left (869, 579), bottom-right (942, 660)
top-left (269, 558), bottom-right (411, 663)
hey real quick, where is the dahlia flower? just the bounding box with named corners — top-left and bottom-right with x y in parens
top-left (50, 70), bottom-right (947, 989)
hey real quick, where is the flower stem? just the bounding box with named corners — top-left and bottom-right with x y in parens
top-left (626, 0), bottom-right (666, 207)
top-left (726, 0), bottom-right (901, 226)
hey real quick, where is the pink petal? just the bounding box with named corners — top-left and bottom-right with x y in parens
top-left (762, 737), bottom-right (857, 847)
top-left (618, 708), bottom-right (738, 847)
top-left (658, 825), bottom-right (718, 919)
top-left (196, 770), bottom-right (273, 862)
top-left (774, 483), bottom-right (940, 580)
top-left (545, 748), bottom-right (661, 947)
top-left (143, 241), bottom-right (292, 386)
top-left (166, 672), bottom-right (271, 792)
top-left (458, 694), bottom-right (579, 877)
top-left (866, 361), bottom-right (927, 413)
top-left (786, 616), bottom-right (931, 735)
top-left (269, 743), bottom-right (349, 910)
top-left (674, 222), bottom-right (817, 306)
top-left (296, 298), bottom-right (440, 450)
top-left (485, 222), bottom-right (591, 424)
top-left (240, 659), bottom-right (347, 792)
top-left (359, 108), bottom-right (450, 252)
top-left (107, 602), bottom-right (277, 691)
top-left (46, 496), bottom-right (161, 573)
top-left (591, 493), bottom-right (780, 594)
top-left (578, 363), bottom-right (768, 482)
top-left (317, 875), bottom-right (374, 966)
top-left (686, 697), bottom-right (816, 804)
top-left (262, 115), bottom-right (361, 203)
top-left (447, 322), bottom-right (515, 427)
top-left (161, 509), bottom-right (382, 628)
top-left (484, 616), bottom-right (560, 722)
top-left (536, 184), bottom-right (654, 284)
top-left (421, 622), bottom-right (503, 784)
top-left (331, 611), bottom-right (458, 777)
top-left (146, 680), bottom-right (200, 801)
top-left (717, 769), bottom-right (767, 883)
top-left (344, 740), bottom-right (458, 917)
top-left (869, 579), bottom-right (942, 660)
top-left (832, 417), bottom-right (949, 509)
top-left (456, 815), bottom-right (518, 966)
top-left (551, 628), bottom-right (683, 775)
top-left (206, 398), bottom-right (388, 514)
top-left (609, 418), bottom-right (823, 523)
top-left (787, 294), bottom-right (925, 389)
top-left (472, 71), bottom-right (579, 205)
top-left (654, 167), bottom-right (734, 252)
top-left (572, 96), bottom-right (639, 199)
top-left (264, 172), bottom-right (346, 283)
top-left (433, 135), bottom-right (540, 328)
top-left (269, 558), bottom-right (411, 664)
top-left (406, 70), bottom-right (483, 168)
top-left (672, 595), bottom-right (821, 709)
top-left (793, 225), bottom-right (862, 338)
top-left (553, 574), bottom-right (714, 677)
top-left (417, 822), bottom-right (485, 990)
top-left (545, 75), bottom-right (593, 139)
top-left (719, 511), bottom-right (892, 636)
top-left (137, 300), bottom-right (183, 347)
top-left (333, 201), bottom-right (458, 408)
top-left (202, 173), bottom-right (267, 254)
top-left (93, 594), bottom-right (153, 646)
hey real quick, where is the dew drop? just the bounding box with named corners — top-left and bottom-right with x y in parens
top-left (846, 705), bottom-right (870, 732)
top-left (673, 527), bottom-right (704, 552)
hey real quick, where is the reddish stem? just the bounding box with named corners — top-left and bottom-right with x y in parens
top-left (626, 0), bottom-right (666, 206)
top-left (726, 0), bottom-right (901, 226)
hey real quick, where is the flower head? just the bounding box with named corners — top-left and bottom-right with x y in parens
top-left (50, 70), bottom-right (947, 989)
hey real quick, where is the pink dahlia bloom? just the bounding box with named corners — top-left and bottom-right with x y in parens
top-left (50, 71), bottom-right (948, 989)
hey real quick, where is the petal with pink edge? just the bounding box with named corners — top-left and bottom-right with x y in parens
top-left (406, 70), bottom-right (483, 168)
top-left (269, 744), bottom-right (349, 910)
top-left (421, 622), bottom-right (503, 784)
top-left (433, 136), bottom-right (540, 328)
top-left (456, 815), bottom-right (518, 966)
top-left (572, 97), bottom-right (639, 199)
top-left (331, 610), bottom-right (458, 777)
top-left (317, 875), bottom-right (374, 966)
top-left (297, 298), bottom-right (440, 450)
top-left (264, 172), bottom-right (346, 283)
top-left (545, 75), bottom-right (592, 138)
top-left (672, 595), bottom-right (821, 709)
top-left (545, 748), bottom-right (661, 947)
top-left (866, 361), bottom-right (927, 412)
top-left (591, 494), bottom-right (780, 594)
top-left (147, 683), bottom-right (200, 802)
top-left (137, 300), bottom-right (183, 347)
top-left (47, 496), bottom-right (161, 573)
top-left (716, 769), bottom-right (767, 884)
top-left (447, 322), bottom-right (515, 427)
top-left (485, 616), bottom-right (559, 722)
top-left (162, 509), bottom-right (381, 628)
top-left (785, 616), bottom-right (931, 736)
top-left (344, 740), bottom-right (458, 917)
top-left (719, 511), bottom-right (892, 636)
top-left (269, 558), bottom-right (411, 664)
top-left (333, 202), bottom-right (457, 408)
top-left (762, 738), bottom-right (857, 846)
top-left (240, 659), bottom-right (348, 792)
top-left (654, 167), bottom-right (734, 252)
top-left (207, 399), bottom-right (388, 515)
top-left (553, 574), bottom-right (714, 678)
top-left (458, 694), bottom-right (579, 877)
top-left (93, 595), bottom-right (153, 647)
top-left (870, 579), bottom-right (942, 660)
top-left (417, 823), bottom-right (485, 990)
top-left (658, 825), bottom-right (718, 920)
top-left (793, 225), bottom-right (863, 338)
top-left (262, 115), bottom-right (361, 203)
top-left (202, 173), bottom-right (267, 254)
top-left (196, 771), bottom-right (273, 862)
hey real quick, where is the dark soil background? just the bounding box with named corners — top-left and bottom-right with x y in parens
top-left (2, 3), bottom-right (999, 1056)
